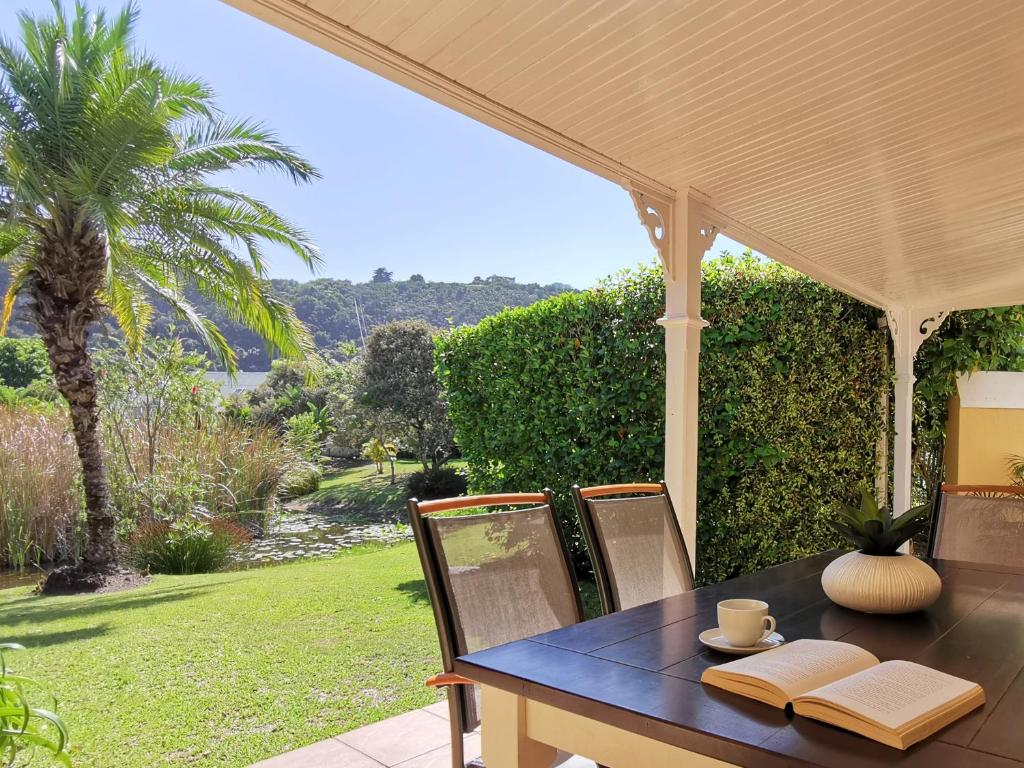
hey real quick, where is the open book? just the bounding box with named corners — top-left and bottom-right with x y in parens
top-left (701, 639), bottom-right (984, 749)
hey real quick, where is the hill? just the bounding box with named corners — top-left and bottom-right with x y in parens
top-left (0, 266), bottom-right (573, 370)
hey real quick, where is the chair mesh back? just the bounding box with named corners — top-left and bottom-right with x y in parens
top-left (588, 495), bottom-right (694, 610)
top-left (933, 494), bottom-right (1024, 568)
top-left (425, 505), bottom-right (579, 729)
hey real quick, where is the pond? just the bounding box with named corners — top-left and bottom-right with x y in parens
top-left (0, 509), bottom-right (411, 588)
top-left (232, 509), bottom-right (411, 566)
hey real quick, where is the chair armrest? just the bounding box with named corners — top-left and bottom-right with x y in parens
top-left (425, 672), bottom-right (475, 688)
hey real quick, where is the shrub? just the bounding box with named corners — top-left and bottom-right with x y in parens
top-left (279, 462), bottom-right (323, 499)
top-left (406, 467), bottom-right (468, 501)
top-left (0, 642), bottom-right (72, 766)
top-left (128, 516), bottom-right (251, 574)
top-left (235, 359), bottom-right (334, 431)
top-left (0, 383), bottom-right (60, 412)
top-left (437, 257), bottom-right (888, 584)
top-left (0, 337), bottom-right (51, 388)
top-left (0, 407), bottom-right (82, 568)
top-left (272, 403), bottom-right (331, 500)
top-left (284, 407), bottom-right (329, 463)
top-left (0, 344), bottom-right (305, 568)
top-left (192, 422), bottom-right (303, 515)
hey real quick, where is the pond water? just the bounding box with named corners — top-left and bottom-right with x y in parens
top-left (0, 567), bottom-right (47, 591)
top-left (0, 509), bottom-right (410, 588)
top-left (232, 509), bottom-right (410, 566)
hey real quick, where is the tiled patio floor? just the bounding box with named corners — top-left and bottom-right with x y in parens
top-left (249, 702), bottom-right (596, 768)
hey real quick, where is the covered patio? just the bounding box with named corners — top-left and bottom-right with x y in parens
top-left (219, 1), bottom-right (1024, 766)
top-left (225, 0), bottom-right (1024, 563)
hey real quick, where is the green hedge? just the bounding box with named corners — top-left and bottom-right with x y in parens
top-left (913, 307), bottom-right (1024, 496)
top-left (436, 256), bottom-right (887, 585)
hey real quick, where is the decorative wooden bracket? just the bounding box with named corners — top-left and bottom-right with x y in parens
top-left (886, 307), bottom-right (950, 380)
top-left (630, 186), bottom-right (672, 273)
top-left (629, 186), bottom-right (719, 281)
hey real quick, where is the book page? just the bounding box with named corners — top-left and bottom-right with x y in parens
top-left (708, 639), bottom-right (879, 700)
top-left (797, 660), bottom-right (983, 732)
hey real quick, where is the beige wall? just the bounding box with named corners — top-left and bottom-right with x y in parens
top-left (945, 373), bottom-right (1024, 485)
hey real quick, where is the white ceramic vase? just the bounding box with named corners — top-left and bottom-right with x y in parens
top-left (821, 551), bottom-right (941, 614)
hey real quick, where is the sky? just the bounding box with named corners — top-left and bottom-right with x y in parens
top-left (0, 0), bottom-right (750, 289)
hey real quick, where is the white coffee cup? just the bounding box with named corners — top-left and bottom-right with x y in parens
top-left (717, 599), bottom-right (776, 647)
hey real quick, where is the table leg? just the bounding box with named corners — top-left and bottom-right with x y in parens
top-left (481, 685), bottom-right (558, 768)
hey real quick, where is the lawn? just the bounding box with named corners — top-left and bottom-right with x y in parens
top-left (299, 460), bottom-right (467, 520)
top-left (0, 544), bottom-right (441, 768)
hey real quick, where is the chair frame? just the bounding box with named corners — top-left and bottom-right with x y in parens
top-left (407, 490), bottom-right (583, 768)
top-left (927, 483), bottom-right (1024, 559)
top-left (572, 480), bottom-right (693, 615)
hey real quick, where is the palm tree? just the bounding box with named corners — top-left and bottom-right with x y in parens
top-left (0, 1), bottom-right (321, 577)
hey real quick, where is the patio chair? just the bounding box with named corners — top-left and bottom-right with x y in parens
top-left (927, 484), bottom-right (1024, 568)
top-left (572, 481), bottom-right (694, 613)
top-left (407, 491), bottom-right (586, 768)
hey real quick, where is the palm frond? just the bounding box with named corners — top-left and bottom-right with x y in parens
top-left (169, 118), bottom-right (320, 183)
top-left (102, 269), bottom-right (153, 353)
top-left (0, 259), bottom-right (31, 335)
top-left (187, 255), bottom-right (315, 363)
top-left (137, 185), bottom-right (321, 273)
top-left (121, 260), bottom-right (238, 371)
top-left (0, 226), bottom-right (29, 262)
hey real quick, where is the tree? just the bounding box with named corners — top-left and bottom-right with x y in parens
top-left (361, 437), bottom-right (388, 474)
top-left (96, 337), bottom-right (217, 523)
top-left (0, 3), bottom-right (319, 579)
top-left (362, 320), bottom-right (454, 470)
top-left (97, 337), bottom-right (216, 479)
top-left (329, 356), bottom-right (409, 454)
top-left (106, 267), bottom-right (573, 370)
top-left (371, 267), bottom-right (393, 283)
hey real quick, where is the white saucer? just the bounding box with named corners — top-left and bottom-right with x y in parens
top-left (698, 627), bottom-right (785, 655)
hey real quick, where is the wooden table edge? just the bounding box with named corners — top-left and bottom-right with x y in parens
top-left (455, 655), bottom-right (798, 768)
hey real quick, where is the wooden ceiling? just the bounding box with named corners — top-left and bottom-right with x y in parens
top-left (225, 0), bottom-right (1024, 311)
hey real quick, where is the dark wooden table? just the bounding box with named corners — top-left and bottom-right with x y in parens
top-left (456, 551), bottom-right (1024, 768)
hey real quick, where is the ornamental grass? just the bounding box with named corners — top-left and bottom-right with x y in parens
top-left (0, 407), bottom-right (81, 569)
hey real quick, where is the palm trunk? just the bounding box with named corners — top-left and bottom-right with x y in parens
top-left (29, 222), bottom-right (115, 567)
top-left (51, 340), bottom-right (114, 565)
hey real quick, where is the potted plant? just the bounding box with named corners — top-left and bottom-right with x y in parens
top-left (821, 484), bottom-right (941, 614)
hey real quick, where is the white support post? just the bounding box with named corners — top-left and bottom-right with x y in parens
top-left (886, 307), bottom-right (949, 529)
top-left (630, 186), bottom-right (716, 571)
